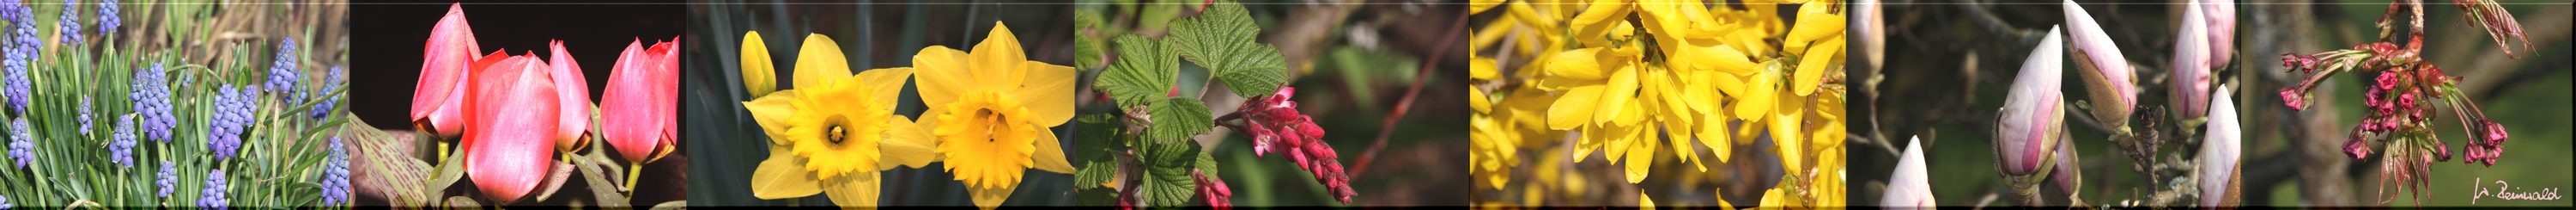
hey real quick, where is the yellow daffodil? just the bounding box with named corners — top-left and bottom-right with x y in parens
top-left (743, 33), bottom-right (939, 207)
top-left (912, 22), bottom-right (1078, 210)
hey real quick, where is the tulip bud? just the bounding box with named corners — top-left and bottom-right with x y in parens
top-left (605, 38), bottom-right (682, 164)
top-left (2063, 0), bottom-right (2136, 129)
top-left (413, 3), bottom-right (481, 139)
top-left (2199, 84), bottom-right (2242, 207)
top-left (1996, 26), bottom-right (2066, 176)
top-left (1883, 136), bottom-right (1936, 209)
top-left (2172, 1), bottom-right (2214, 120)
top-left (463, 54), bottom-right (559, 203)
top-left (547, 40), bottom-right (592, 153)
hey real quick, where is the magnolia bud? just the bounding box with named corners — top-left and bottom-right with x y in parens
top-left (2204, 0), bottom-right (2236, 70)
top-left (1996, 26), bottom-right (2067, 176)
top-left (2064, 0), bottom-right (2137, 129)
top-left (2172, 0), bottom-right (2215, 120)
top-left (2199, 84), bottom-right (2243, 208)
top-left (1883, 136), bottom-right (1936, 209)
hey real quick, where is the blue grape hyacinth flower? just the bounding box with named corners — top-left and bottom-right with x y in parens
top-left (110, 116), bottom-right (136, 167)
top-left (313, 66), bottom-right (342, 119)
top-left (209, 84), bottom-right (254, 160)
top-left (78, 96), bottom-right (92, 133)
top-left (97, 0), bottom-right (115, 34)
top-left (132, 63), bottom-right (173, 141)
top-left (157, 161), bottom-right (176, 197)
top-left (267, 38), bottom-right (297, 94)
top-left (8, 118), bottom-right (27, 168)
top-left (201, 169), bottom-right (228, 209)
top-left (55, 0), bottom-right (75, 44)
top-left (323, 137), bottom-right (351, 205)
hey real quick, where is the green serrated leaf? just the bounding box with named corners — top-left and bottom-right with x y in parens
top-left (1074, 10), bottom-right (1109, 70)
top-left (1145, 98), bottom-right (1212, 145)
top-left (1169, 1), bottom-right (1291, 97)
top-left (1078, 188), bottom-right (1121, 206)
top-left (1195, 148), bottom-right (1220, 178)
top-left (1213, 45), bottom-right (1290, 97)
top-left (1072, 114), bottom-right (1123, 188)
top-left (1141, 140), bottom-right (1200, 207)
top-left (1093, 34), bottom-right (1178, 111)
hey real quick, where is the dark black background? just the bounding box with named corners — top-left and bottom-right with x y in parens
top-left (349, 0), bottom-right (685, 131)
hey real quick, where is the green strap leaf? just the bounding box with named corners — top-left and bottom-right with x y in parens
top-left (1146, 98), bottom-right (1213, 145)
top-left (1170, 1), bottom-right (1291, 97)
top-left (1092, 34), bottom-right (1178, 111)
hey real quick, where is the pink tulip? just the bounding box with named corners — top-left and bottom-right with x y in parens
top-left (2063, 0), bottom-right (2137, 128)
top-left (603, 37), bottom-right (679, 164)
top-left (1883, 136), bottom-right (1935, 209)
top-left (1995, 26), bottom-right (2066, 176)
top-left (2172, 1), bottom-right (2215, 120)
top-left (413, 3), bottom-right (481, 139)
top-left (463, 53), bottom-right (560, 203)
top-left (549, 40), bottom-right (593, 152)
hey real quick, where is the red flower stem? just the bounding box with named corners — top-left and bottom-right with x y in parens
top-left (1350, 15), bottom-right (1464, 178)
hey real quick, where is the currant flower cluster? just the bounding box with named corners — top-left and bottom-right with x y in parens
top-left (2274, 0), bottom-right (2526, 205)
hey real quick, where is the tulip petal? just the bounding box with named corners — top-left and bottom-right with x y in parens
top-left (605, 39), bottom-right (680, 164)
top-left (549, 40), bottom-right (593, 152)
top-left (750, 144), bottom-right (823, 199)
top-left (742, 31), bottom-right (778, 96)
top-left (414, 3), bottom-right (481, 138)
top-left (464, 55), bottom-right (558, 203)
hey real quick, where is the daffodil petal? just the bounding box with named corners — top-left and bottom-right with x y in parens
top-left (750, 144), bottom-right (823, 199)
top-left (744, 90), bottom-right (801, 145)
top-left (1030, 127), bottom-right (1076, 174)
top-left (820, 170), bottom-right (880, 207)
top-left (969, 22), bottom-right (1030, 91)
top-left (793, 34), bottom-right (853, 90)
top-left (1012, 61), bottom-right (1077, 127)
top-left (913, 46), bottom-right (975, 108)
top-left (966, 184), bottom-right (1015, 210)
top-left (856, 67), bottom-right (915, 109)
top-left (878, 116), bottom-right (938, 170)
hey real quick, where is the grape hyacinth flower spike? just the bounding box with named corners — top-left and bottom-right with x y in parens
top-left (7, 117), bottom-right (27, 168)
top-left (157, 161), bottom-right (176, 197)
top-left (111, 116), bottom-right (137, 167)
top-left (209, 84), bottom-right (257, 160)
top-left (270, 38), bottom-right (300, 94)
top-left (98, 0), bottom-right (117, 34)
top-left (201, 170), bottom-right (228, 209)
top-left (313, 66), bottom-right (343, 119)
top-left (79, 96), bottom-right (93, 133)
top-left (56, 0), bottom-right (76, 44)
top-left (1993, 25), bottom-right (2065, 205)
top-left (134, 63), bottom-right (175, 141)
top-left (323, 137), bottom-right (352, 205)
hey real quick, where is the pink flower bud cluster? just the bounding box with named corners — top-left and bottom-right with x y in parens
top-left (1194, 170), bottom-right (1233, 210)
top-left (1230, 87), bottom-right (1355, 204)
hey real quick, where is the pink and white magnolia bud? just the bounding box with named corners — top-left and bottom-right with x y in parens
top-left (2050, 139), bottom-right (2081, 195)
top-left (2203, 0), bottom-right (2235, 70)
top-left (2063, 0), bottom-right (2137, 128)
top-left (1883, 136), bottom-right (1936, 209)
top-left (2172, 1), bottom-right (2215, 120)
top-left (1996, 26), bottom-right (2067, 176)
top-left (2199, 84), bottom-right (2242, 208)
